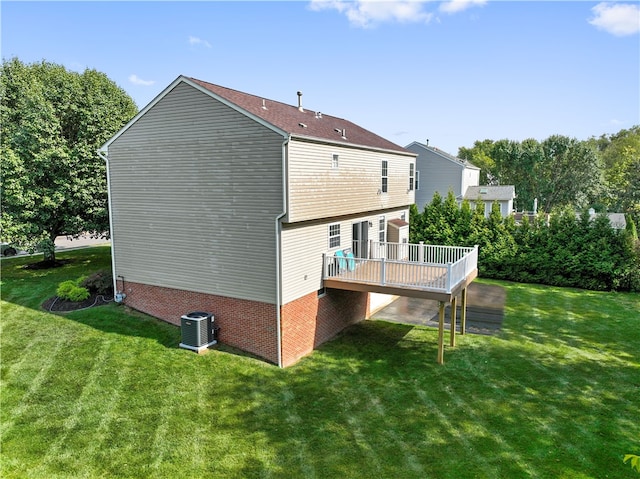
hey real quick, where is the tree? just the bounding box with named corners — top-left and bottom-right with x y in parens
top-left (458, 139), bottom-right (496, 185)
top-left (0, 59), bottom-right (138, 262)
top-left (596, 126), bottom-right (640, 225)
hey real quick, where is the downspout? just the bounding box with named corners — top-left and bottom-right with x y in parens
top-left (97, 148), bottom-right (120, 301)
top-left (275, 135), bottom-right (290, 368)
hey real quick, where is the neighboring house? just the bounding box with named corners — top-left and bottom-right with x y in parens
top-left (464, 185), bottom-right (516, 218)
top-left (99, 76), bottom-right (417, 367)
top-left (405, 142), bottom-right (480, 211)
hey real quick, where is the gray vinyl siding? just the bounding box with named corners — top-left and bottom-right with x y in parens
top-left (287, 140), bottom-right (415, 223)
top-left (406, 144), bottom-right (475, 210)
top-left (108, 82), bottom-right (284, 303)
top-left (281, 208), bottom-right (409, 304)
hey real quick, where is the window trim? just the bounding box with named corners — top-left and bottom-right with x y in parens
top-left (328, 223), bottom-right (341, 249)
top-left (409, 163), bottom-right (415, 191)
top-left (381, 160), bottom-right (388, 193)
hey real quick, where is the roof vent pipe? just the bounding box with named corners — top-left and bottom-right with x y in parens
top-left (297, 91), bottom-right (304, 112)
top-left (342, 128), bottom-right (347, 139)
top-left (262, 99), bottom-right (267, 110)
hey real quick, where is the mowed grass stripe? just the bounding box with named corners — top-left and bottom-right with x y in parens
top-left (0, 312), bottom-right (69, 438)
top-left (28, 338), bottom-right (116, 477)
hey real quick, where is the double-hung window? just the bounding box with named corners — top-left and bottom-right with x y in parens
top-left (329, 223), bottom-right (341, 249)
top-left (332, 154), bottom-right (339, 169)
top-left (379, 216), bottom-right (386, 242)
top-left (409, 163), bottom-right (415, 191)
top-left (415, 171), bottom-right (420, 191)
top-left (381, 161), bottom-right (388, 193)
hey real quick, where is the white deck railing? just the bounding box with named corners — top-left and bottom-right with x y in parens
top-left (323, 242), bottom-right (478, 294)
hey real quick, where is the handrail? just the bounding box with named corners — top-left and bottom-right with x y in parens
top-left (324, 243), bottom-right (478, 293)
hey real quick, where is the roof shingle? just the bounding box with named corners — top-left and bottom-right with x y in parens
top-left (189, 77), bottom-right (411, 155)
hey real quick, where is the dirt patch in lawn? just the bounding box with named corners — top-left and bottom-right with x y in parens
top-left (42, 294), bottom-right (113, 313)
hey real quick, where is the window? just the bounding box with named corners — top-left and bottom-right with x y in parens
top-left (379, 216), bottom-right (386, 242)
top-left (329, 223), bottom-right (341, 249)
top-left (317, 287), bottom-right (327, 298)
top-left (381, 161), bottom-right (388, 193)
top-left (409, 163), bottom-right (414, 191)
top-left (401, 212), bottom-right (406, 221)
top-left (415, 171), bottom-right (420, 191)
top-left (332, 154), bottom-right (339, 169)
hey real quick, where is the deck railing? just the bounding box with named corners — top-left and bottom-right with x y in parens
top-left (323, 242), bottom-right (478, 294)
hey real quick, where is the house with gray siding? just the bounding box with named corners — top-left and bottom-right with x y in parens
top-left (464, 185), bottom-right (516, 218)
top-left (100, 75), bottom-right (417, 367)
top-left (405, 142), bottom-right (480, 210)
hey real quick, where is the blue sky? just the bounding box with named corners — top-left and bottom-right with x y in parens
top-left (2, 1), bottom-right (639, 154)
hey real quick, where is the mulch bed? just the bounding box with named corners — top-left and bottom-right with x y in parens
top-left (24, 259), bottom-right (72, 270)
top-left (42, 293), bottom-right (113, 313)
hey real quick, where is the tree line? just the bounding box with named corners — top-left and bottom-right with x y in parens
top-left (410, 192), bottom-right (640, 292)
top-left (457, 128), bottom-right (640, 227)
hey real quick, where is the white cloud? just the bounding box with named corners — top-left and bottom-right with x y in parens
top-left (189, 35), bottom-right (212, 48)
top-left (439, 0), bottom-right (486, 14)
top-left (588, 2), bottom-right (640, 36)
top-left (128, 74), bottom-right (155, 86)
top-left (309, 0), bottom-right (434, 28)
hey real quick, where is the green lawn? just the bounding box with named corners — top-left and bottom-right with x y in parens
top-left (1, 246), bottom-right (639, 478)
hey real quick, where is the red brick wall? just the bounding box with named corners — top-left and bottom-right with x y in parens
top-left (117, 281), bottom-right (370, 367)
top-left (280, 288), bottom-right (369, 367)
top-left (117, 280), bottom-right (279, 363)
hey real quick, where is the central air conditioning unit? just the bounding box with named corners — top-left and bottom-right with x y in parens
top-left (179, 311), bottom-right (217, 352)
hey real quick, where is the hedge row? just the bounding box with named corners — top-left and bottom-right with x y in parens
top-left (409, 192), bottom-right (640, 292)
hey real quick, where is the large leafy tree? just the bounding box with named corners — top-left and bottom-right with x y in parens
top-left (1, 58), bottom-right (137, 262)
top-left (593, 126), bottom-right (640, 224)
top-left (458, 135), bottom-right (602, 213)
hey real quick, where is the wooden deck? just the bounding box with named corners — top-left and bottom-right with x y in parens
top-left (323, 244), bottom-right (479, 303)
top-left (322, 243), bottom-right (479, 364)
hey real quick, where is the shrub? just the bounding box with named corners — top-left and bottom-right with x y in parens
top-left (56, 278), bottom-right (90, 302)
top-left (81, 270), bottom-right (113, 295)
top-left (56, 280), bottom-right (77, 299)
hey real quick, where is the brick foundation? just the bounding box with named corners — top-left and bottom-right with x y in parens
top-left (118, 281), bottom-right (369, 367)
top-left (280, 289), bottom-right (370, 367)
top-left (118, 280), bottom-right (279, 363)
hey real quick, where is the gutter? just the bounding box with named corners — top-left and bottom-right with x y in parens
top-left (97, 148), bottom-right (120, 301)
top-left (275, 135), bottom-right (290, 368)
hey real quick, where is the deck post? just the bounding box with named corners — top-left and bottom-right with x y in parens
top-left (438, 301), bottom-right (445, 364)
top-left (380, 257), bottom-right (386, 285)
top-left (460, 287), bottom-right (467, 335)
top-left (322, 253), bottom-right (326, 279)
top-left (450, 296), bottom-right (457, 347)
top-left (419, 241), bottom-right (424, 263)
top-left (446, 262), bottom-right (452, 292)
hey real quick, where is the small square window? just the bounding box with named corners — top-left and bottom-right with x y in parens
top-left (318, 287), bottom-right (327, 298)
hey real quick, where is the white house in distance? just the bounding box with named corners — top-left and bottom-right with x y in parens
top-left (405, 141), bottom-right (480, 210)
top-left (464, 185), bottom-right (516, 218)
top-left (99, 76), bottom-right (419, 367)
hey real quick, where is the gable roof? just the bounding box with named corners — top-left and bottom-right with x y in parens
top-left (405, 141), bottom-right (479, 170)
top-left (464, 185), bottom-right (516, 201)
top-left (100, 75), bottom-right (413, 156)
